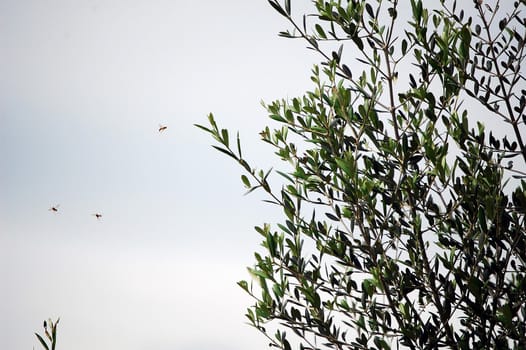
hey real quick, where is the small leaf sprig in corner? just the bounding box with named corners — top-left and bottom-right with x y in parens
top-left (35, 318), bottom-right (59, 350)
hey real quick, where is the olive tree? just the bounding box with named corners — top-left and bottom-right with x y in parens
top-left (197, 0), bottom-right (526, 349)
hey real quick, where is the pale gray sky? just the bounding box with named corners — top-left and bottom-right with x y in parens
top-left (1, 1), bottom-right (520, 350)
top-left (0, 1), bottom-right (316, 349)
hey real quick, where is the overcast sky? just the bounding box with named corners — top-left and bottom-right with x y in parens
top-left (2, 1), bottom-right (521, 350)
top-left (0, 1), bottom-right (317, 349)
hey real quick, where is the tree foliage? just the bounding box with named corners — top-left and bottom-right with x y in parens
top-left (197, 0), bottom-right (526, 349)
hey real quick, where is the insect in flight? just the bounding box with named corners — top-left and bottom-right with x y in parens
top-left (49, 204), bottom-right (60, 213)
top-left (92, 213), bottom-right (102, 220)
top-left (158, 124), bottom-right (168, 132)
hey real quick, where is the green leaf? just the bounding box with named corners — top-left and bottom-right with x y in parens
top-left (283, 338), bottom-right (292, 350)
top-left (51, 319), bottom-right (59, 350)
top-left (276, 170), bottom-right (294, 183)
top-left (270, 114), bottom-right (287, 123)
top-left (268, 0), bottom-right (288, 17)
top-left (326, 212), bottom-right (339, 221)
top-left (335, 157), bottom-right (355, 177)
top-left (498, 304), bottom-right (513, 328)
top-left (458, 25), bottom-right (471, 63)
top-left (363, 279), bottom-right (375, 296)
top-left (236, 132), bottom-right (242, 158)
top-left (374, 336), bottom-right (390, 350)
top-left (272, 283), bottom-right (284, 298)
top-left (248, 267), bottom-right (269, 280)
top-left (193, 123), bottom-right (212, 134)
top-left (352, 36), bottom-right (364, 51)
top-left (315, 24), bottom-right (327, 39)
top-left (365, 3), bottom-right (374, 18)
top-left (411, 0), bottom-right (423, 21)
top-left (467, 276), bottom-right (482, 300)
top-left (207, 113), bottom-right (217, 130)
top-left (291, 97), bottom-right (301, 112)
top-left (211, 146), bottom-right (236, 160)
top-left (241, 175), bottom-right (251, 188)
top-left (401, 39), bottom-right (408, 55)
top-left (356, 315), bottom-right (366, 329)
top-left (237, 280), bottom-right (250, 292)
top-left (221, 128), bottom-right (229, 146)
top-left (477, 207), bottom-right (487, 232)
top-left (35, 333), bottom-right (50, 350)
top-left (284, 0), bottom-right (291, 15)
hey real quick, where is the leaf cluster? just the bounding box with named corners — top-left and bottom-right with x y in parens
top-left (198, 1), bottom-right (526, 349)
top-left (35, 318), bottom-right (60, 350)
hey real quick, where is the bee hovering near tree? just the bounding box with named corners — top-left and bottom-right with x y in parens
top-left (158, 124), bottom-right (168, 132)
top-left (92, 213), bottom-right (102, 220)
top-left (48, 204), bottom-right (60, 213)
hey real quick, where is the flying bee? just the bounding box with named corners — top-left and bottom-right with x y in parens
top-left (49, 204), bottom-right (60, 213)
top-left (92, 213), bottom-right (102, 220)
top-left (158, 124), bottom-right (168, 132)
